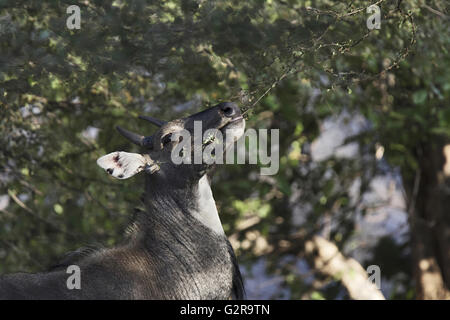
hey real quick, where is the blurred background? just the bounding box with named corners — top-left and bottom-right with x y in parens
top-left (0, 0), bottom-right (449, 299)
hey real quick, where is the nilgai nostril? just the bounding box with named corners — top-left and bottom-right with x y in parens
top-left (0, 103), bottom-right (246, 300)
top-left (219, 102), bottom-right (239, 118)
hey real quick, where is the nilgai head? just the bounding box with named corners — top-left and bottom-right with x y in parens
top-left (97, 102), bottom-right (245, 186)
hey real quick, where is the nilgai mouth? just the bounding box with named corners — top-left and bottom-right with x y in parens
top-left (202, 116), bottom-right (245, 148)
top-left (220, 116), bottom-right (245, 133)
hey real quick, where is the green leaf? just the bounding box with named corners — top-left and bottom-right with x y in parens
top-left (412, 90), bottom-right (427, 105)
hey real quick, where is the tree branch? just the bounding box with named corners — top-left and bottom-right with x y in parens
top-left (304, 236), bottom-right (385, 300)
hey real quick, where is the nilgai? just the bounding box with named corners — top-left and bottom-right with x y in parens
top-left (0, 102), bottom-right (246, 299)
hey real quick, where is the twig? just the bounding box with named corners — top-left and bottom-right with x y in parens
top-left (7, 189), bottom-right (80, 239)
top-left (422, 4), bottom-right (448, 18)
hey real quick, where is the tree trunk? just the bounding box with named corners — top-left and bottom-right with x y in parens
top-left (408, 141), bottom-right (450, 299)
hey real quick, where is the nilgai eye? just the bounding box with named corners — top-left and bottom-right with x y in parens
top-left (161, 133), bottom-right (173, 146)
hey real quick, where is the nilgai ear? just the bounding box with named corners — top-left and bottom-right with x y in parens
top-left (97, 151), bottom-right (158, 179)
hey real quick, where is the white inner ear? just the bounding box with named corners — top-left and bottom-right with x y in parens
top-left (97, 151), bottom-right (147, 179)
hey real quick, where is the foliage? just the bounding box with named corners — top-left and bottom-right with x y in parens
top-left (0, 0), bottom-right (448, 299)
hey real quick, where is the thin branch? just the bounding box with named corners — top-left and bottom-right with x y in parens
top-left (422, 4), bottom-right (448, 18)
top-left (7, 189), bottom-right (80, 240)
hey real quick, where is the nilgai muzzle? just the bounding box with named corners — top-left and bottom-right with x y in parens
top-left (0, 102), bottom-right (246, 299)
